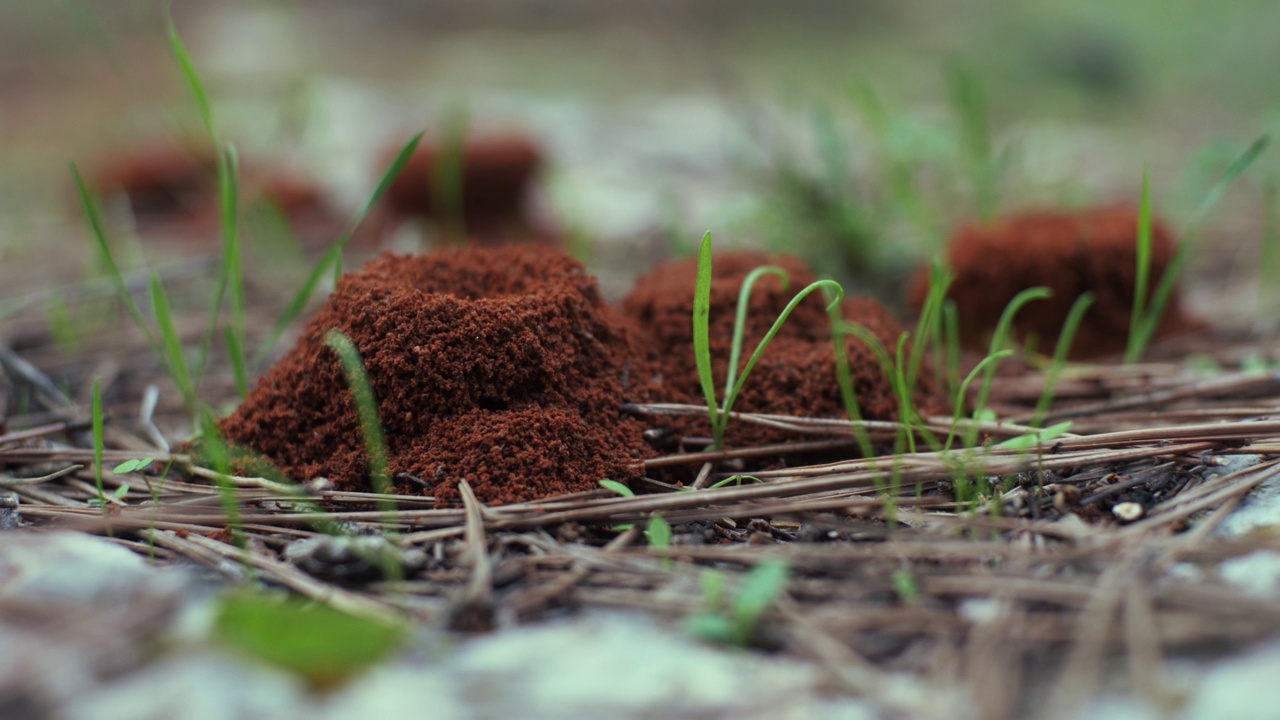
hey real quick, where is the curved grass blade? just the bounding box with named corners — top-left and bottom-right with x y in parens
top-left (1032, 292), bottom-right (1095, 427)
top-left (324, 330), bottom-right (397, 535)
top-left (971, 286), bottom-right (1051, 430)
top-left (150, 272), bottom-right (197, 414)
top-left (726, 265), bottom-right (789, 399)
top-left (944, 349), bottom-right (1014, 451)
top-left (256, 132), bottom-right (424, 368)
top-left (721, 280), bottom-right (843, 433)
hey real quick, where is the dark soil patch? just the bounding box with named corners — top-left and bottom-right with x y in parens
top-left (222, 246), bottom-right (940, 505)
top-left (914, 205), bottom-right (1196, 359)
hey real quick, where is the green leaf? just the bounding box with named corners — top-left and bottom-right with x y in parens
top-left (214, 591), bottom-right (406, 687)
top-left (599, 479), bottom-right (635, 498)
top-left (996, 420), bottom-right (1074, 450)
top-left (733, 559), bottom-right (789, 626)
top-left (112, 457), bottom-right (155, 475)
top-left (892, 566), bottom-right (921, 604)
top-left (112, 483), bottom-right (130, 500)
top-left (645, 514), bottom-right (672, 549)
top-left (685, 612), bottom-right (736, 645)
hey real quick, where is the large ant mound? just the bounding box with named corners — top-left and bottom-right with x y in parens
top-left (916, 206), bottom-right (1195, 359)
top-left (623, 251), bottom-right (947, 446)
top-left (219, 245), bottom-right (655, 507)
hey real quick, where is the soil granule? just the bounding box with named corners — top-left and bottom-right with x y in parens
top-left (915, 205), bottom-right (1194, 359)
top-left (223, 246), bottom-right (937, 505)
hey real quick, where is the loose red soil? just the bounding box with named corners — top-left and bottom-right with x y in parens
top-left (220, 245), bottom-right (655, 506)
top-left (624, 251), bottom-right (947, 447)
top-left (222, 246), bottom-right (938, 505)
top-left (914, 205), bottom-right (1195, 359)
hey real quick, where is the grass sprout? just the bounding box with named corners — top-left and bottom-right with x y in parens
top-left (1128, 135), bottom-right (1269, 362)
top-left (1031, 292), bottom-right (1095, 427)
top-left (693, 232), bottom-right (843, 450)
top-left (687, 559), bottom-right (790, 648)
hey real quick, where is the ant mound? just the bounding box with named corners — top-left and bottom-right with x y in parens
top-left (82, 143), bottom-right (339, 246)
top-left (378, 133), bottom-right (553, 247)
top-left (915, 206), bottom-right (1196, 359)
top-left (219, 245), bottom-right (655, 507)
top-left (623, 251), bottom-right (947, 448)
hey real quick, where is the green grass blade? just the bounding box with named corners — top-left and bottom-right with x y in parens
top-left (945, 349), bottom-right (1014, 450)
top-left (949, 63), bottom-right (997, 219)
top-left (91, 378), bottom-right (110, 530)
top-left (69, 163), bottom-right (158, 350)
top-left (196, 143), bottom-right (244, 381)
top-left (434, 104), bottom-right (469, 245)
top-left (1129, 135), bottom-right (1268, 362)
top-left (166, 6), bottom-right (216, 140)
top-left (1125, 169), bottom-right (1153, 364)
top-left (150, 272), bottom-right (197, 414)
top-left (1032, 292), bottom-right (1094, 427)
top-left (255, 132), bottom-right (424, 368)
top-left (723, 280), bottom-right (843, 426)
top-left (225, 325), bottom-right (249, 399)
top-left (692, 232), bottom-right (721, 445)
top-left (599, 479), bottom-right (635, 498)
top-left (1192, 135), bottom-right (1270, 221)
top-left (197, 411), bottom-right (249, 555)
top-left (1262, 173), bottom-right (1280, 317)
top-left (727, 266), bottom-right (789, 399)
top-left (971, 287), bottom-right (1051, 430)
top-left (324, 330), bottom-right (397, 537)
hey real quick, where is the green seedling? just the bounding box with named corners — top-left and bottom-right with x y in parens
top-left (646, 514), bottom-right (673, 569)
top-left (943, 349), bottom-right (1014, 452)
top-left (1127, 135), bottom-right (1270, 362)
top-left (213, 589), bottom-right (406, 689)
top-left (706, 474), bottom-right (763, 490)
top-left (693, 232), bottom-right (843, 450)
top-left (687, 559), bottom-right (790, 647)
top-left (996, 420), bottom-right (1074, 451)
top-left (1031, 292), bottom-right (1095, 427)
top-left (966, 287), bottom-right (1051, 446)
top-left (892, 565), bottom-right (922, 604)
top-left (255, 132), bottom-right (424, 368)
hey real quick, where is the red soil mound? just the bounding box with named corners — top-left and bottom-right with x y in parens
top-left (219, 245), bottom-right (655, 507)
top-left (378, 133), bottom-right (551, 246)
top-left (915, 206), bottom-right (1195, 359)
top-left (81, 144), bottom-right (340, 245)
top-left (223, 246), bottom-right (937, 505)
top-left (623, 251), bottom-right (947, 446)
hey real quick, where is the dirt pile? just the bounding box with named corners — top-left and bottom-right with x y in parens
top-left (915, 206), bottom-right (1195, 359)
top-left (624, 252), bottom-right (946, 446)
top-left (220, 245), bottom-right (656, 507)
top-left (82, 143), bottom-right (340, 246)
top-left (377, 133), bottom-right (552, 247)
top-left (223, 246), bottom-right (934, 505)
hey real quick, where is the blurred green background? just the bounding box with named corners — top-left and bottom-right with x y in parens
top-left (2, 0), bottom-right (1277, 300)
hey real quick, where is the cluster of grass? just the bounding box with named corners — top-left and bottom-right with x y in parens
top-left (68, 11), bottom-right (417, 680)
